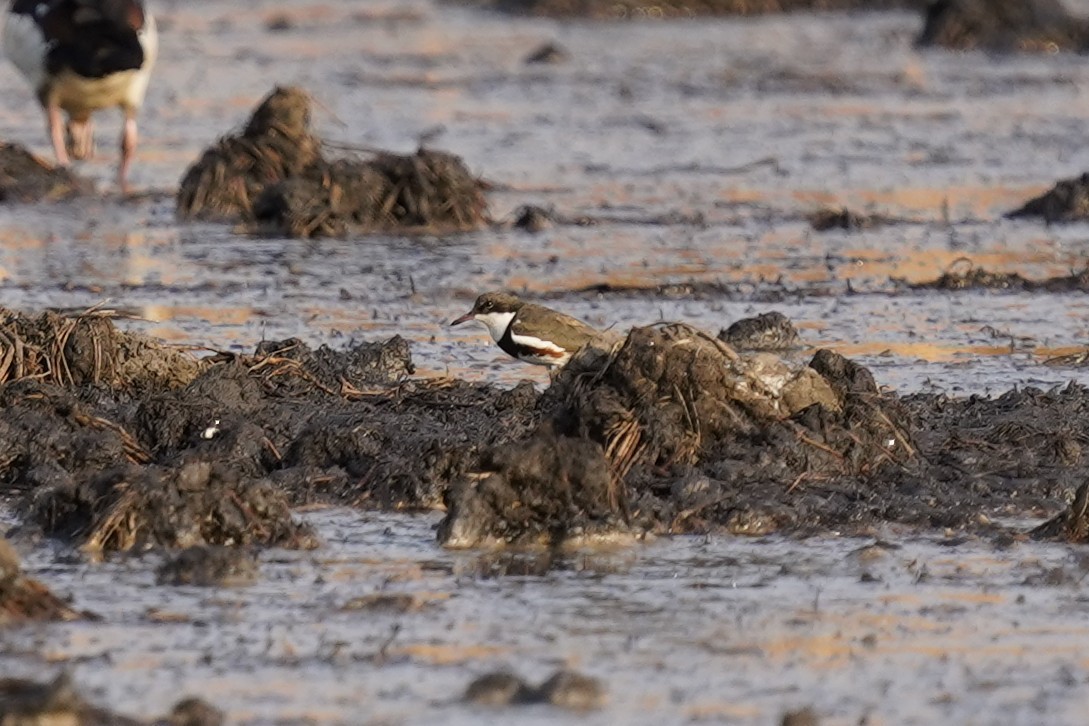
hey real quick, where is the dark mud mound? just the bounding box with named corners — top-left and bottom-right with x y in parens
top-left (464, 670), bottom-right (605, 710)
top-left (284, 378), bottom-right (541, 508)
top-left (808, 206), bottom-right (885, 232)
top-left (478, 0), bottom-right (924, 19)
top-left (907, 262), bottom-right (1089, 292)
top-left (0, 536), bottom-right (88, 623)
top-left (0, 305), bottom-right (537, 534)
top-left (176, 86), bottom-right (321, 223)
top-left (253, 150), bottom-right (488, 238)
top-left (0, 142), bottom-right (90, 202)
top-left (904, 384), bottom-right (1089, 527)
top-left (1031, 482), bottom-right (1089, 543)
top-left (28, 458), bottom-right (318, 552)
top-left (251, 335), bottom-right (414, 395)
top-left (440, 323), bottom-right (913, 546)
top-left (1007, 173), bottom-right (1089, 223)
top-left (0, 306), bottom-right (203, 391)
top-left (0, 673), bottom-right (223, 726)
top-left (438, 429), bottom-right (624, 548)
top-left (177, 86), bottom-right (488, 238)
top-left (156, 545), bottom-right (259, 586)
top-left (917, 0), bottom-right (1088, 53)
top-left (719, 311), bottom-right (800, 351)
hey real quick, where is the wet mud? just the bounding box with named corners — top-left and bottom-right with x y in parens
top-left (906, 261), bottom-right (1089, 292)
top-left (176, 87), bottom-right (487, 238)
top-left (5, 0), bottom-right (1089, 723)
top-left (917, 0), bottom-right (1089, 52)
top-left (0, 143), bottom-right (90, 203)
top-left (474, 0), bottom-right (926, 19)
top-left (0, 673), bottom-right (222, 726)
top-left (1008, 172), bottom-right (1089, 223)
top-left (0, 536), bottom-right (88, 624)
top-left (464, 669), bottom-right (606, 709)
top-left (1, 306), bottom-right (1085, 554)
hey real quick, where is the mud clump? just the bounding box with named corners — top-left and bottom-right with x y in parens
top-left (251, 335), bottom-right (415, 395)
top-left (1007, 173), bottom-right (1089, 223)
top-left (28, 458), bottom-right (319, 553)
top-left (0, 306), bottom-right (203, 391)
top-left (478, 0), bottom-right (924, 19)
top-left (917, 0), bottom-right (1089, 53)
top-left (1031, 482), bottom-right (1089, 543)
top-left (177, 86), bottom-right (488, 237)
top-left (464, 670), bottom-right (605, 710)
top-left (439, 429), bottom-right (626, 548)
top-left (253, 150), bottom-right (488, 238)
top-left (156, 545), bottom-right (260, 586)
top-left (176, 86), bottom-right (320, 223)
top-left (907, 262), bottom-right (1089, 292)
top-left (440, 322), bottom-right (912, 546)
top-left (719, 311), bottom-right (800, 351)
top-left (808, 206), bottom-right (885, 232)
top-left (0, 536), bottom-right (89, 623)
top-left (0, 673), bottom-right (223, 726)
top-left (0, 305), bottom-right (538, 533)
top-left (0, 142), bottom-right (90, 202)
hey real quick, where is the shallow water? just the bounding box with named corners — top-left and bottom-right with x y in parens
top-left (5, 509), bottom-right (1089, 725)
top-left (4, 0), bottom-right (1089, 723)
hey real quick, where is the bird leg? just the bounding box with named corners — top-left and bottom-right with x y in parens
top-left (66, 117), bottom-right (95, 160)
top-left (118, 112), bottom-right (137, 193)
top-left (46, 103), bottom-right (70, 167)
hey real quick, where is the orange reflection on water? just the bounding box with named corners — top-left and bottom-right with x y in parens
top-left (839, 246), bottom-right (1067, 284)
top-left (826, 341), bottom-right (1018, 362)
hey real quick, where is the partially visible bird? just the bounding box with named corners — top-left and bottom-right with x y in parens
top-left (2, 0), bottom-right (158, 192)
top-left (451, 291), bottom-right (598, 368)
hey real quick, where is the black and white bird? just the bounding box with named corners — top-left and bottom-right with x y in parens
top-left (2, 0), bottom-right (157, 191)
top-left (451, 291), bottom-right (599, 368)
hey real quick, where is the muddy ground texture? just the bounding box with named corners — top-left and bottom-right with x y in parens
top-left (0, 672), bottom-right (223, 726)
top-left (0, 306), bottom-right (1085, 561)
top-left (472, 0), bottom-right (1089, 55)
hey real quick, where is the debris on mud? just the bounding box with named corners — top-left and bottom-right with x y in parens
top-left (0, 673), bottom-right (223, 726)
top-left (916, 0), bottom-right (1089, 53)
top-left (177, 86), bottom-right (488, 237)
top-left (475, 0), bottom-right (924, 19)
top-left (1007, 173), bottom-right (1089, 223)
top-left (0, 141), bottom-right (90, 202)
top-left (5, 303), bottom-right (1089, 549)
top-left (439, 428), bottom-right (628, 548)
top-left (512, 204), bottom-right (556, 232)
top-left (249, 335), bottom-right (415, 394)
top-left (1043, 349), bottom-right (1089, 368)
top-left (719, 311), bottom-right (800, 351)
top-left (28, 457), bottom-right (319, 553)
top-left (807, 206), bottom-right (885, 232)
top-left (440, 321), bottom-right (911, 546)
top-left (781, 707), bottom-right (820, 726)
top-left (0, 536), bottom-right (89, 623)
top-left (1031, 482), bottom-right (1089, 543)
top-left (524, 41), bottom-right (570, 64)
top-left (0, 304), bottom-right (537, 531)
top-left (905, 261), bottom-right (1089, 292)
top-left (252, 149), bottom-right (487, 238)
top-left (464, 670), bottom-right (605, 710)
top-left (156, 545), bottom-right (260, 586)
top-left (0, 305), bottom-right (204, 391)
top-left (176, 86), bottom-right (320, 223)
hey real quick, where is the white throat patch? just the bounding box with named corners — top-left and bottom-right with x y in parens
top-left (473, 311), bottom-right (515, 343)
